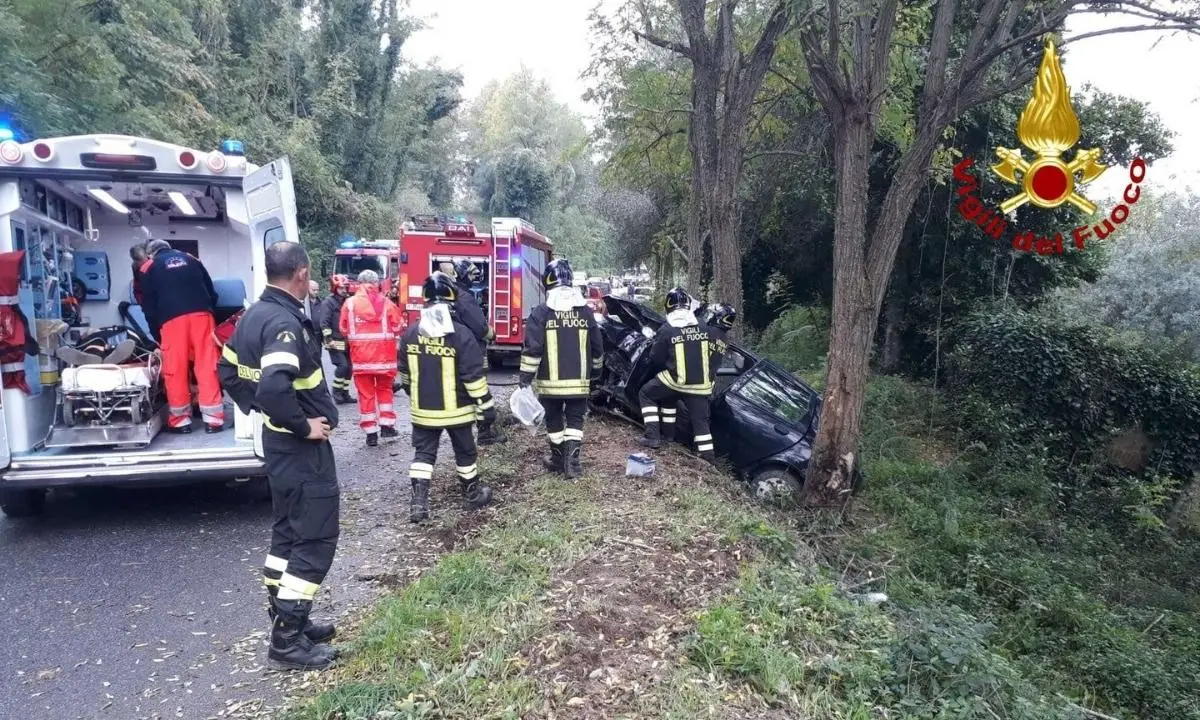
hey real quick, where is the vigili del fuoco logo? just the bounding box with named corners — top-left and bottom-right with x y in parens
top-left (953, 39), bottom-right (1146, 255)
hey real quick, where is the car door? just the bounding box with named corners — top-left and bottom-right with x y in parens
top-left (711, 359), bottom-right (817, 470)
top-left (241, 156), bottom-right (300, 458)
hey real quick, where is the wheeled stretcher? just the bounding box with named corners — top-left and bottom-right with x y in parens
top-left (46, 350), bottom-right (166, 448)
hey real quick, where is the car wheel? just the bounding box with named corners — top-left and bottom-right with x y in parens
top-left (750, 467), bottom-right (803, 508)
top-left (1, 488), bottom-right (47, 518)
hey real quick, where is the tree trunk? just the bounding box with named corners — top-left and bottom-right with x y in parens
top-left (685, 153), bottom-right (704, 292)
top-left (878, 295), bottom-right (904, 374)
top-left (803, 113), bottom-right (875, 507)
top-left (708, 181), bottom-right (744, 339)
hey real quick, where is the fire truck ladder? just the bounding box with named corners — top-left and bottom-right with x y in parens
top-left (492, 226), bottom-right (513, 340)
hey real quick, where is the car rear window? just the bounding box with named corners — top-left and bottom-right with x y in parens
top-left (734, 366), bottom-right (813, 424)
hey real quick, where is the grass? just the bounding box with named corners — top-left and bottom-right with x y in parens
top-left (281, 376), bottom-right (1200, 720)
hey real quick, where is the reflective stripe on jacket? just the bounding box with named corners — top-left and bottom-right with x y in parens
top-left (339, 288), bottom-right (403, 375)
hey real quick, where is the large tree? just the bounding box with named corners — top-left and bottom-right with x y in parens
top-left (630, 0), bottom-right (792, 323)
top-left (794, 0), bottom-right (1200, 506)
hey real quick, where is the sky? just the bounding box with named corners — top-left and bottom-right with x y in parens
top-left (402, 2), bottom-right (1200, 201)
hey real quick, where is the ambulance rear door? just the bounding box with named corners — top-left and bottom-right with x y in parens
top-left (241, 156), bottom-right (300, 457)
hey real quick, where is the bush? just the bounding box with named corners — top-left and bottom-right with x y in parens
top-left (756, 306), bottom-right (830, 373)
top-left (948, 306), bottom-right (1200, 526)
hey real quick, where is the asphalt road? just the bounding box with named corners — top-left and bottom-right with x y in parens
top-left (0, 364), bottom-right (519, 720)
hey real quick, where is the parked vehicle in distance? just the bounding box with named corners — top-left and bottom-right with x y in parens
top-left (591, 295), bottom-right (822, 502)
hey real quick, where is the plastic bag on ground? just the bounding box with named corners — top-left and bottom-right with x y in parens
top-left (626, 453), bottom-right (655, 477)
top-left (508, 385), bottom-right (544, 427)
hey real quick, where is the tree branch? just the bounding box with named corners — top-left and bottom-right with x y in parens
top-left (919, 0), bottom-right (957, 113)
top-left (632, 29), bottom-right (692, 57)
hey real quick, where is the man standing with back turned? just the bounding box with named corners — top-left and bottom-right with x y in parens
top-left (218, 242), bottom-right (340, 671)
top-left (141, 239), bottom-right (224, 433)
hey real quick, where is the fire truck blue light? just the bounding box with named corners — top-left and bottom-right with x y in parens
top-left (0, 127), bottom-right (13, 141)
top-left (220, 139), bottom-right (245, 155)
top-left (510, 257), bottom-right (521, 268)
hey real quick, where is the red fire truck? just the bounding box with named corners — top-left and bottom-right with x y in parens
top-left (329, 237), bottom-right (401, 296)
top-left (395, 215), bottom-right (552, 363)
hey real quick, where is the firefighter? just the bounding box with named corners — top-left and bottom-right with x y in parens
top-left (637, 287), bottom-right (723, 463)
top-left (141, 238), bottom-right (224, 433)
top-left (340, 269), bottom-right (403, 447)
top-left (130, 243), bottom-right (150, 304)
top-left (398, 271), bottom-right (496, 523)
top-left (701, 303), bottom-right (737, 335)
top-left (519, 258), bottom-right (603, 478)
top-left (217, 241), bottom-right (339, 672)
top-left (449, 259), bottom-right (502, 445)
top-left (316, 274), bottom-right (354, 405)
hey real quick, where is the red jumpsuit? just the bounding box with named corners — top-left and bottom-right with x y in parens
top-left (141, 249), bottom-right (224, 431)
top-left (340, 287), bottom-right (403, 435)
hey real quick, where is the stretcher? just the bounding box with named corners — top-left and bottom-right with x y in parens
top-left (46, 350), bottom-right (166, 449)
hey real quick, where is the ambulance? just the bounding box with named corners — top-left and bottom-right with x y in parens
top-left (394, 214), bottom-right (552, 364)
top-left (0, 132), bottom-right (301, 517)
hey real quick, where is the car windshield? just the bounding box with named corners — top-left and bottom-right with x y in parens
top-left (732, 364), bottom-right (814, 424)
top-left (334, 254), bottom-right (387, 278)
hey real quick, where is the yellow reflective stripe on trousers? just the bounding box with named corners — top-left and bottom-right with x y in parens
top-left (277, 572), bottom-right (320, 601)
top-left (546, 329), bottom-right (559, 381)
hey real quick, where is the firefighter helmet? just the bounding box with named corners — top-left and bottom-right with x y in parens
top-left (422, 271), bottom-right (458, 305)
top-left (330, 274), bottom-right (351, 293)
top-left (453, 258), bottom-right (482, 284)
top-left (544, 258), bottom-right (574, 288)
top-left (665, 286), bottom-right (691, 312)
top-left (708, 303), bottom-right (737, 330)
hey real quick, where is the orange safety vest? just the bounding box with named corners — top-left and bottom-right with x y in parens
top-left (339, 288), bottom-right (403, 375)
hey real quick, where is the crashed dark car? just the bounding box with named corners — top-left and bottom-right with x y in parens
top-left (591, 295), bottom-right (822, 498)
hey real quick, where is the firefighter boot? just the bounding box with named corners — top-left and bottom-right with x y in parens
top-left (380, 426), bottom-right (399, 440)
top-left (461, 478), bottom-right (493, 510)
top-left (333, 388), bottom-right (353, 405)
top-left (409, 479), bottom-right (430, 523)
top-left (366, 432), bottom-right (378, 447)
top-left (268, 599), bottom-right (335, 671)
top-left (542, 442), bottom-right (565, 474)
top-left (564, 440), bottom-right (583, 479)
top-left (639, 421), bottom-right (663, 449)
top-left (699, 450), bottom-right (717, 465)
top-left (267, 591), bottom-right (336, 645)
top-left (476, 422), bottom-right (499, 446)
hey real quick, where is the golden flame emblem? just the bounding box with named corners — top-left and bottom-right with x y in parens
top-left (990, 39), bottom-right (1107, 214)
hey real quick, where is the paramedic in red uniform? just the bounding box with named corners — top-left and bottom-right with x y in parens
top-left (141, 239), bottom-right (225, 433)
top-left (340, 269), bottom-right (403, 446)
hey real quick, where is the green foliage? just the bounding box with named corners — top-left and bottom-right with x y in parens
top-left (755, 305), bottom-right (830, 374)
top-left (840, 376), bottom-right (1200, 720)
top-left (0, 0), bottom-right (461, 253)
top-left (949, 306), bottom-right (1200, 527)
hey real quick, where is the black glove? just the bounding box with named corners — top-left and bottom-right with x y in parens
top-left (518, 371), bottom-right (534, 389)
top-left (481, 405), bottom-right (498, 426)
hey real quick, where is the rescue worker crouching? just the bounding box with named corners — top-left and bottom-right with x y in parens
top-left (316, 274), bottom-right (354, 404)
top-left (450, 259), bottom-right (500, 446)
top-left (141, 238), bottom-right (225, 434)
top-left (340, 269), bottom-right (404, 447)
top-left (217, 242), bottom-right (340, 672)
top-left (519, 258), bottom-right (603, 478)
top-left (637, 287), bottom-right (725, 464)
top-left (398, 272), bottom-right (496, 523)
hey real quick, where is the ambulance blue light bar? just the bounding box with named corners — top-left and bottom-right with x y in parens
top-left (221, 139), bottom-right (245, 156)
top-left (0, 127), bottom-right (13, 141)
top-left (511, 257), bottom-right (521, 268)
